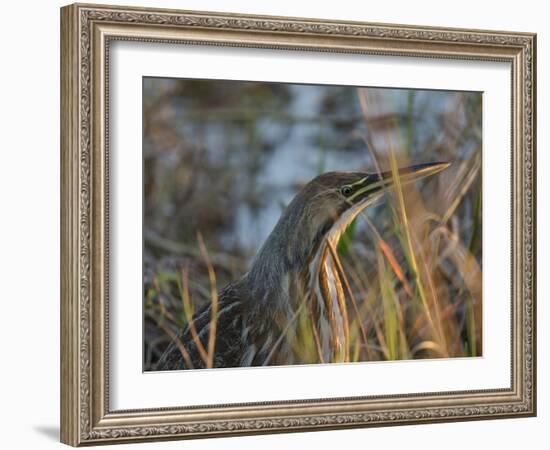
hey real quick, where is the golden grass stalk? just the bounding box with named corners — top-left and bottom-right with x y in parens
top-left (377, 238), bottom-right (413, 298)
top-left (179, 265), bottom-right (209, 366)
top-left (197, 232), bottom-right (219, 369)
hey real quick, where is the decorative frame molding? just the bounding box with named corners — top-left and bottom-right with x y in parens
top-left (60, 3), bottom-right (536, 446)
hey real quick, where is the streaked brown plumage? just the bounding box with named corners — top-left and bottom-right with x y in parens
top-left (157, 162), bottom-right (450, 370)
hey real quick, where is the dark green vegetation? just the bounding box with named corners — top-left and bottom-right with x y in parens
top-left (143, 78), bottom-right (482, 370)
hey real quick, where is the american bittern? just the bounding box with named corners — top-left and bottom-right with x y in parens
top-left (157, 162), bottom-right (450, 370)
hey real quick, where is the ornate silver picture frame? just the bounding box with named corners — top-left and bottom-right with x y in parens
top-left (60, 3), bottom-right (536, 446)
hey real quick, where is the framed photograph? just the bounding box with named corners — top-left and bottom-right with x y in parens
top-left (60, 3), bottom-right (536, 446)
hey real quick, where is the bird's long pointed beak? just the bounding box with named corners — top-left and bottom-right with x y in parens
top-left (379, 161), bottom-right (451, 186)
top-left (347, 161), bottom-right (450, 202)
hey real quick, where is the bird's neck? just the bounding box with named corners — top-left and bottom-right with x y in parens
top-left (245, 203), bottom-right (328, 311)
top-left (244, 232), bottom-right (302, 315)
top-left (244, 200), bottom-right (368, 363)
top-left (246, 198), bottom-right (364, 298)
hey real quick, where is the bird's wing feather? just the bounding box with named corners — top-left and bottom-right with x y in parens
top-left (156, 283), bottom-right (246, 370)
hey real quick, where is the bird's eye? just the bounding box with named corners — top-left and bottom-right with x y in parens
top-left (341, 185), bottom-right (353, 197)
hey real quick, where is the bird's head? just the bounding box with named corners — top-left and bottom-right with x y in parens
top-left (287, 161), bottom-right (451, 245)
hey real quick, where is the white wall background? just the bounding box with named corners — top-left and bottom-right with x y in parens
top-left (0, 0), bottom-right (545, 448)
